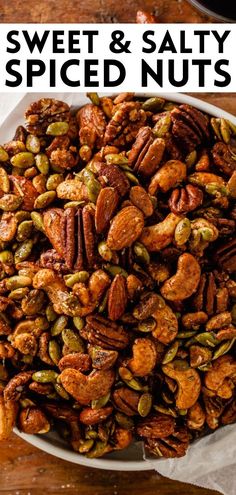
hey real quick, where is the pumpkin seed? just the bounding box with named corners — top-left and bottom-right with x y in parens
top-left (125, 171), bottom-right (139, 184)
top-left (199, 227), bottom-right (215, 241)
top-left (46, 303), bottom-right (57, 322)
top-left (212, 338), bottom-right (236, 360)
top-left (48, 340), bottom-right (61, 365)
top-left (34, 191), bottom-right (56, 209)
top-left (98, 241), bottom-right (113, 262)
top-left (16, 220), bottom-right (33, 241)
top-left (62, 328), bottom-right (85, 352)
top-left (15, 210), bottom-right (31, 222)
top-left (26, 135), bottom-right (41, 154)
top-left (98, 291), bottom-right (108, 313)
top-left (11, 152), bottom-right (35, 169)
top-left (6, 275), bottom-right (32, 290)
top-left (119, 366), bottom-right (133, 381)
top-left (0, 147), bottom-right (9, 162)
top-left (138, 393), bottom-right (152, 417)
top-left (51, 315), bottom-right (68, 336)
top-left (105, 154), bottom-right (128, 166)
top-left (85, 430), bottom-right (98, 439)
top-left (35, 153), bottom-right (50, 175)
top-left (64, 271), bottom-right (89, 287)
top-left (0, 250), bottom-right (14, 264)
top-left (220, 118), bottom-right (231, 144)
top-left (64, 201), bottom-right (85, 209)
top-left (14, 239), bottom-right (34, 264)
top-left (32, 370), bottom-right (59, 383)
top-left (195, 332), bottom-right (219, 347)
top-left (8, 287), bottom-right (29, 300)
top-left (185, 150), bottom-right (197, 168)
top-left (153, 404), bottom-right (177, 417)
top-left (177, 330), bottom-right (197, 339)
top-left (205, 183), bottom-right (228, 197)
top-left (46, 122), bottom-right (69, 136)
top-left (142, 97), bottom-right (165, 112)
top-left (175, 218), bottom-right (191, 246)
top-left (115, 412), bottom-right (134, 430)
top-left (73, 316), bottom-right (85, 331)
top-left (46, 173), bottom-right (63, 191)
top-left (153, 113), bottom-right (171, 138)
top-left (31, 211), bottom-right (45, 233)
top-left (54, 382), bottom-right (70, 400)
top-left (0, 194), bottom-right (22, 211)
top-left (0, 167), bottom-right (10, 193)
top-left (178, 408), bottom-right (188, 416)
top-left (91, 393), bottom-right (110, 409)
top-left (162, 341), bottom-right (179, 364)
top-left (123, 377), bottom-right (148, 392)
top-left (87, 92), bottom-right (100, 105)
top-left (86, 440), bottom-right (108, 458)
top-left (104, 264), bottom-right (128, 278)
top-left (138, 317), bottom-right (156, 333)
top-left (78, 439), bottom-right (94, 453)
top-left (133, 242), bottom-right (150, 265)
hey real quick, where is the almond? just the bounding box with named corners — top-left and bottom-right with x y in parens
top-left (129, 186), bottom-right (154, 217)
top-left (107, 206), bottom-right (144, 250)
top-left (43, 208), bottom-right (65, 258)
top-left (108, 274), bottom-right (127, 321)
top-left (95, 187), bottom-right (119, 234)
top-left (10, 175), bottom-right (38, 211)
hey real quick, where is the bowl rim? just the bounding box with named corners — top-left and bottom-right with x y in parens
top-left (11, 91), bottom-right (236, 470)
top-left (186, 0), bottom-right (235, 22)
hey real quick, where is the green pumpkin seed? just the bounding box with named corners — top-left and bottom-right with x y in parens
top-left (98, 241), bottom-right (113, 262)
top-left (46, 303), bottom-right (57, 322)
top-left (86, 441), bottom-right (108, 458)
top-left (86, 179), bottom-right (101, 203)
top-left (79, 145), bottom-right (92, 162)
top-left (138, 393), bottom-right (152, 417)
top-left (177, 330), bottom-right (198, 339)
top-left (91, 393), bottom-right (110, 409)
top-left (142, 97), bottom-right (165, 112)
top-left (64, 201), bottom-right (85, 209)
top-left (185, 150), bottom-right (197, 168)
top-left (14, 239), bottom-right (34, 264)
top-left (220, 118), bottom-right (231, 144)
top-left (11, 152), bottom-right (35, 169)
top-left (133, 242), bottom-right (150, 265)
top-left (31, 211), bottom-right (45, 233)
top-left (0, 194), bottom-right (22, 211)
top-left (119, 367), bottom-right (133, 381)
top-left (105, 154), bottom-right (128, 166)
top-left (34, 191), bottom-right (56, 209)
top-left (123, 377), bottom-right (148, 392)
top-left (49, 340), bottom-right (61, 365)
top-left (87, 92), bottom-right (100, 105)
top-left (46, 121), bottom-right (69, 136)
top-left (51, 315), bottom-right (68, 336)
top-left (175, 218), bottom-right (191, 246)
top-left (32, 370), bottom-right (59, 383)
top-left (0, 147), bottom-right (9, 162)
top-left (125, 171), bottom-right (139, 184)
top-left (16, 220), bottom-right (33, 241)
top-left (138, 317), bottom-right (156, 333)
top-left (6, 275), bottom-right (32, 290)
top-left (78, 439), bottom-right (94, 453)
top-left (15, 211), bottom-right (31, 222)
top-left (54, 382), bottom-right (70, 400)
top-left (64, 271), bottom-right (89, 287)
top-left (0, 167), bottom-right (10, 193)
top-left (0, 250), bottom-right (14, 264)
top-left (26, 135), bottom-right (41, 154)
top-left (46, 173), bottom-right (63, 191)
top-left (178, 409), bottom-right (188, 416)
top-left (115, 412), bottom-right (134, 430)
top-left (73, 316), bottom-right (85, 331)
top-left (162, 341), bottom-right (179, 364)
top-left (153, 404), bottom-right (177, 417)
top-left (153, 113), bottom-right (172, 138)
top-left (195, 332), bottom-right (219, 347)
top-left (98, 291), bottom-right (108, 313)
top-left (212, 338), bottom-right (236, 360)
top-left (205, 183), bottom-right (228, 197)
top-left (35, 153), bottom-right (49, 175)
top-left (104, 264), bottom-right (128, 278)
top-left (211, 118), bottom-right (222, 140)
top-left (8, 287), bottom-right (29, 300)
top-left (85, 430), bottom-right (98, 439)
top-left (198, 227), bottom-right (215, 241)
top-left (62, 328), bottom-right (85, 352)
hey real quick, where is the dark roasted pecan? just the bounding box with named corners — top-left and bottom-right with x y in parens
top-left (171, 104), bottom-right (210, 153)
top-left (128, 127), bottom-right (165, 176)
top-left (113, 387), bottom-right (139, 416)
top-left (214, 239), bottom-right (236, 273)
top-left (4, 371), bottom-right (33, 401)
top-left (104, 102), bottom-right (147, 147)
top-left (191, 272), bottom-right (228, 315)
top-left (137, 414), bottom-right (175, 438)
top-left (212, 142), bottom-right (236, 177)
top-left (221, 400), bottom-right (236, 425)
top-left (168, 184), bottom-right (203, 214)
top-left (83, 314), bottom-right (129, 350)
top-left (25, 98), bottom-right (70, 135)
top-left (97, 163), bottom-right (129, 196)
top-left (145, 427), bottom-right (189, 458)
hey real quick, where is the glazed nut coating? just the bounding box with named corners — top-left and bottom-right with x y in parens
top-left (0, 93), bottom-right (235, 460)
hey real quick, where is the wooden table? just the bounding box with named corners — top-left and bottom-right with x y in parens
top-left (0, 1), bottom-right (235, 494)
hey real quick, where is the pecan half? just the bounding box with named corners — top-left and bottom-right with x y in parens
top-left (25, 98), bottom-right (70, 135)
top-left (215, 238), bottom-right (236, 273)
top-left (145, 426), bottom-right (189, 458)
top-left (113, 387), bottom-right (139, 416)
top-left (212, 142), bottom-right (236, 177)
top-left (171, 104), bottom-right (210, 153)
top-left (137, 414), bottom-right (175, 439)
top-left (97, 163), bottom-right (129, 197)
top-left (128, 127), bottom-right (165, 176)
top-left (84, 315), bottom-right (129, 350)
top-left (104, 102), bottom-right (147, 147)
top-left (169, 185), bottom-right (203, 214)
top-left (76, 103), bottom-right (106, 149)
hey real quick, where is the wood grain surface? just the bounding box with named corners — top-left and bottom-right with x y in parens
top-left (0, 1), bottom-right (234, 494)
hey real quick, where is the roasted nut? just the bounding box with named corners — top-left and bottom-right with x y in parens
top-left (60, 368), bottom-right (115, 405)
top-left (162, 361), bottom-right (201, 409)
top-left (149, 160), bottom-right (187, 196)
top-left (18, 407), bottom-right (50, 434)
top-left (161, 253), bottom-right (201, 301)
top-left (108, 275), bottom-right (127, 321)
top-left (113, 387), bottom-right (139, 416)
top-left (0, 397), bottom-right (18, 440)
top-left (79, 406), bottom-right (113, 425)
top-left (95, 187), bottom-right (119, 234)
top-left (129, 186), bottom-right (154, 217)
top-left (128, 338), bottom-right (157, 377)
top-left (205, 355), bottom-right (236, 398)
top-left (169, 185), bottom-right (203, 214)
top-left (107, 206), bottom-right (144, 250)
top-left (140, 213), bottom-right (183, 252)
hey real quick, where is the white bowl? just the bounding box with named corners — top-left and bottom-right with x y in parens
top-left (1, 92), bottom-right (235, 470)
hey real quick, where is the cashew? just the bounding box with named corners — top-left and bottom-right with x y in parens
top-left (151, 303), bottom-right (178, 344)
top-left (140, 213), bottom-right (183, 252)
top-left (161, 253), bottom-right (201, 301)
top-left (187, 402), bottom-right (205, 430)
top-left (60, 368), bottom-right (115, 405)
top-left (0, 397), bottom-right (18, 440)
top-left (128, 338), bottom-right (157, 377)
top-left (205, 355), bottom-right (236, 399)
top-left (162, 361), bottom-right (201, 409)
top-left (148, 160), bottom-right (187, 195)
